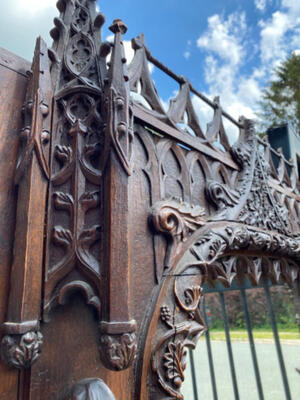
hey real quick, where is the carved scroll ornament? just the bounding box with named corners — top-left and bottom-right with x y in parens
top-left (151, 200), bottom-right (206, 268)
top-left (148, 196), bottom-right (300, 399)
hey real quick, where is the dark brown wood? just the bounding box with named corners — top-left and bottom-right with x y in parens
top-left (0, 1), bottom-right (299, 399)
top-left (0, 46), bottom-right (30, 399)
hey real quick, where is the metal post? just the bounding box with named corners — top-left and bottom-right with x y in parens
top-left (219, 292), bottom-right (240, 400)
top-left (189, 349), bottom-right (200, 400)
top-left (264, 284), bottom-right (291, 400)
top-left (203, 298), bottom-right (218, 400)
top-left (240, 288), bottom-right (264, 400)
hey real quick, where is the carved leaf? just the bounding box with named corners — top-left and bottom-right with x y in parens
top-left (78, 225), bottom-right (101, 249)
top-left (164, 342), bottom-right (187, 388)
top-left (1, 331), bottom-right (43, 369)
top-left (99, 333), bottom-right (137, 371)
top-left (80, 191), bottom-right (100, 210)
top-left (55, 145), bottom-right (72, 165)
top-left (53, 226), bottom-right (73, 248)
top-left (53, 192), bottom-right (74, 212)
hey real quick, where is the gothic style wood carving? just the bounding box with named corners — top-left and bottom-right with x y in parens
top-left (44, 0), bottom-right (105, 319)
top-left (0, 1), bottom-right (299, 399)
top-left (1, 36), bottom-right (52, 369)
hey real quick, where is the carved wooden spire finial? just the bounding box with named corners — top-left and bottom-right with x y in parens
top-left (109, 19), bottom-right (128, 35)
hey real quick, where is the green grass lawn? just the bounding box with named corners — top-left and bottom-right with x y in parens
top-left (200, 329), bottom-right (300, 341)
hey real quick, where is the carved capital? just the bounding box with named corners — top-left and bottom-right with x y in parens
top-left (99, 332), bottom-right (137, 371)
top-left (1, 331), bottom-right (43, 369)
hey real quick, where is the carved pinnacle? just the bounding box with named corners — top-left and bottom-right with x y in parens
top-left (109, 19), bottom-right (128, 35)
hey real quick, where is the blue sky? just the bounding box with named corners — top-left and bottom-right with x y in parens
top-left (0, 0), bottom-right (299, 136)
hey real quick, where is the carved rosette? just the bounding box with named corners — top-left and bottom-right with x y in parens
top-left (99, 332), bottom-right (138, 371)
top-left (1, 331), bottom-right (43, 369)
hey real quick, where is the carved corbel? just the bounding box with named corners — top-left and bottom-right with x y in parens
top-left (151, 199), bottom-right (206, 268)
top-left (99, 19), bottom-right (137, 370)
top-left (1, 37), bottom-right (52, 368)
top-left (99, 321), bottom-right (137, 371)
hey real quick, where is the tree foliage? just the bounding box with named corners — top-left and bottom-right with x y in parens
top-left (257, 53), bottom-right (300, 136)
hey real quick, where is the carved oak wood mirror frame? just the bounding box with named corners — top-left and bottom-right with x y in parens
top-left (0, 1), bottom-right (299, 399)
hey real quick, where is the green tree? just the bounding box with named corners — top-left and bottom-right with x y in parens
top-left (257, 53), bottom-right (300, 136)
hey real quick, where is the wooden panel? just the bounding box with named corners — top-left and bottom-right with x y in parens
top-left (29, 296), bottom-right (131, 400)
top-left (0, 48), bottom-right (30, 399)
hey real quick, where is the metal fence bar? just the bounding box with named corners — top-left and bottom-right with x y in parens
top-left (203, 298), bottom-right (218, 400)
top-left (189, 350), bottom-right (199, 400)
top-left (264, 284), bottom-right (292, 400)
top-left (219, 291), bottom-right (240, 400)
top-left (240, 288), bottom-right (265, 400)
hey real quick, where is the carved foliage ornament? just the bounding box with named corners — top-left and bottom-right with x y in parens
top-left (44, 0), bottom-right (104, 315)
top-left (99, 333), bottom-right (137, 371)
top-left (152, 264), bottom-right (206, 399)
top-left (150, 222), bottom-right (300, 399)
top-left (1, 331), bottom-right (43, 369)
top-left (239, 153), bottom-right (290, 235)
top-left (151, 200), bottom-right (206, 268)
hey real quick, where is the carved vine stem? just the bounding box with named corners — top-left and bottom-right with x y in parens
top-left (151, 264), bottom-right (206, 399)
top-left (149, 201), bottom-right (300, 399)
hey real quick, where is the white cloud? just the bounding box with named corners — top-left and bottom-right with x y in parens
top-left (197, 12), bottom-right (246, 67)
top-left (106, 35), bottom-right (154, 75)
top-left (0, 0), bottom-right (57, 60)
top-left (13, 0), bottom-right (56, 15)
top-left (255, 0), bottom-right (268, 12)
top-left (194, 11), bottom-right (262, 143)
top-left (183, 51), bottom-right (191, 60)
top-left (193, 0), bottom-right (300, 140)
top-left (259, 11), bottom-right (290, 63)
top-left (282, 0), bottom-right (300, 14)
top-left (259, 0), bottom-right (300, 65)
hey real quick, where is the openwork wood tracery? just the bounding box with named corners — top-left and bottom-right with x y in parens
top-left (0, 1), bottom-right (299, 399)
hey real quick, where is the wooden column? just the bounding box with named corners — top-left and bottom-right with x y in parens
top-left (99, 19), bottom-right (137, 371)
top-left (1, 37), bottom-right (52, 369)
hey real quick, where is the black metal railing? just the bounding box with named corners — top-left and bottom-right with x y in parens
top-left (186, 279), bottom-right (297, 400)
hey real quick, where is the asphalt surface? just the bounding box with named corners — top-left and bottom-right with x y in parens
top-left (182, 339), bottom-right (300, 399)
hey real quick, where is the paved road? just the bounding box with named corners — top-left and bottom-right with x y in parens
top-left (182, 339), bottom-right (300, 400)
